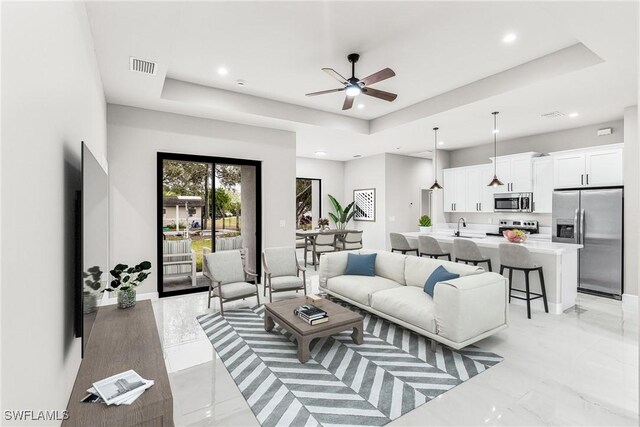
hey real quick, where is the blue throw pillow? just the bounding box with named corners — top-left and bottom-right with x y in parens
top-left (344, 253), bottom-right (377, 277)
top-left (423, 265), bottom-right (459, 297)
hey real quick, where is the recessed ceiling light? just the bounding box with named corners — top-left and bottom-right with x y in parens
top-left (492, 129), bottom-right (500, 134)
top-left (236, 79), bottom-right (246, 86)
top-left (503, 33), bottom-right (517, 43)
top-left (569, 112), bottom-right (579, 118)
top-left (315, 151), bottom-right (327, 156)
top-left (217, 67), bottom-right (228, 76)
top-left (357, 104), bottom-right (365, 109)
top-left (438, 141), bottom-right (445, 146)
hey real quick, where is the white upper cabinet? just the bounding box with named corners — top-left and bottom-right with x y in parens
top-left (443, 168), bottom-right (467, 212)
top-left (491, 153), bottom-right (538, 193)
top-left (551, 144), bottom-right (623, 189)
top-left (532, 156), bottom-right (553, 213)
top-left (585, 147), bottom-right (623, 187)
top-left (443, 164), bottom-right (495, 213)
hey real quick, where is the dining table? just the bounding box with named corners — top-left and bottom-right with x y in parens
top-left (296, 228), bottom-right (358, 268)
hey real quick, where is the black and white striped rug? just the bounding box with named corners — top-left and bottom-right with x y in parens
top-left (197, 302), bottom-right (502, 427)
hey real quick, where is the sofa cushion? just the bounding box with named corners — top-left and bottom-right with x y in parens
top-left (370, 286), bottom-right (437, 333)
top-left (344, 253), bottom-right (377, 276)
top-left (404, 256), bottom-right (483, 288)
top-left (326, 275), bottom-right (400, 306)
top-left (359, 250), bottom-right (407, 285)
top-left (423, 265), bottom-right (459, 296)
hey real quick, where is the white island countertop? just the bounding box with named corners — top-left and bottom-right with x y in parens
top-left (402, 231), bottom-right (583, 255)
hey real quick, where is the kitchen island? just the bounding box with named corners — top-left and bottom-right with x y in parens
top-left (402, 231), bottom-right (583, 314)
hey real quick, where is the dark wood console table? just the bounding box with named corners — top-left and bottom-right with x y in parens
top-left (63, 300), bottom-right (173, 426)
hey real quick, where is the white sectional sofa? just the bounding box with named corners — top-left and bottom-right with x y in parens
top-left (319, 249), bottom-right (508, 349)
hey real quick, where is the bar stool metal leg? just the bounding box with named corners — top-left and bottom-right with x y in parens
top-left (539, 267), bottom-right (549, 313)
top-left (508, 268), bottom-right (513, 303)
top-left (524, 270), bottom-right (532, 319)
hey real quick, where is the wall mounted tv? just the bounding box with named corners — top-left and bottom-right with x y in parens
top-left (77, 142), bottom-right (108, 357)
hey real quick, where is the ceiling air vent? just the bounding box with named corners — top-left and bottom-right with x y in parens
top-left (541, 111), bottom-right (565, 118)
top-left (129, 57), bottom-right (157, 76)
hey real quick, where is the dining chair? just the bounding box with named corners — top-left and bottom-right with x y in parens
top-left (306, 233), bottom-right (337, 270)
top-left (340, 230), bottom-right (364, 250)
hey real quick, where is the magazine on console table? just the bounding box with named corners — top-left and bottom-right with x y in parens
top-left (88, 369), bottom-right (154, 406)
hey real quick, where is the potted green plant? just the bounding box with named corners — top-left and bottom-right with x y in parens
top-left (106, 261), bottom-right (152, 309)
top-left (418, 215), bottom-right (432, 233)
top-left (328, 195), bottom-right (355, 230)
top-left (83, 266), bottom-right (103, 314)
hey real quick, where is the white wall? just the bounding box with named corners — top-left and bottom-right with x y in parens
top-left (623, 106), bottom-right (639, 297)
top-left (296, 157), bottom-right (345, 222)
top-left (384, 154), bottom-right (432, 249)
top-left (343, 154), bottom-right (387, 249)
top-left (1, 2), bottom-right (107, 421)
top-left (107, 105), bottom-right (297, 295)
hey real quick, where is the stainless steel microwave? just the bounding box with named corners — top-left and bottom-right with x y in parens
top-left (493, 192), bottom-right (533, 212)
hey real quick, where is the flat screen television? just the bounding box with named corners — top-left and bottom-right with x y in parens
top-left (77, 142), bottom-right (109, 357)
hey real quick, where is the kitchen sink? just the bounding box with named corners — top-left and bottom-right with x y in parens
top-left (451, 234), bottom-right (484, 239)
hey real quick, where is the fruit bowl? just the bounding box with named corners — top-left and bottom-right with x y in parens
top-left (503, 229), bottom-right (529, 243)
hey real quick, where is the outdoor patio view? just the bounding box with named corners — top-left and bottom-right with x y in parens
top-left (161, 158), bottom-right (257, 294)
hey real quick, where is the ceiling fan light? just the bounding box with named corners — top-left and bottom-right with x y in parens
top-left (345, 86), bottom-right (361, 97)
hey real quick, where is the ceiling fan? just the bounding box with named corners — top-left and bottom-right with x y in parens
top-left (305, 53), bottom-right (397, 110)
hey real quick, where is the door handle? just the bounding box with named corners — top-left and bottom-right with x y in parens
top-left (532, 201), bottom-right (535, 212)
top-left (579, 209), bottom-right (585, 245)
top-left (581, 174), bottom-right (584, 185)
top-left (573, 208), bottom-right (580, 244)
top-left (586, 174), bottom-right (589, 185)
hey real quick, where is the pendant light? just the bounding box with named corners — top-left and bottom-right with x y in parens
top-left (487, 111), bottom-right (504, 187)
top-left (429, 127), bottom-right (443, 190)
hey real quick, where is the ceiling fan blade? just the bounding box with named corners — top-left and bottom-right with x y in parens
top-left (363, 87), bottom-right (397, 102)
top-left (359, 68), bottom-right (396, 86)
top-left (342, 95), bottom-right (355, 110)
top-left (305, 88), bottom-right (345, 97)
top-left (322, 68), bottom-right (349, 84)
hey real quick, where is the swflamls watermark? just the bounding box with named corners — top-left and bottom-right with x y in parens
top-left (4, 410), bottom-right (69, 421)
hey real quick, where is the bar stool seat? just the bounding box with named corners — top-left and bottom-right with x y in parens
top-left (390, 233), bottom-right (419, 255)
top-left (453, 238), bottom-right (492, 271)
top-left (418, 235), bottom-right (451, 261)
top-left (499, 243), bottom-right (548, 319)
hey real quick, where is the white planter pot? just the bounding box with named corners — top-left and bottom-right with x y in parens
top-left (419, 226), bottom-right (432, 234)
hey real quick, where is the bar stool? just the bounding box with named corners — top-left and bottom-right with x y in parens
top-left (499, 243), bottom-right (549, 319)
top-left (418, 235), bottom-right (451, 261)
top-left (453, 239), bottom-right (492, 271)
top-left (390, 233), bottom-right (419, 255)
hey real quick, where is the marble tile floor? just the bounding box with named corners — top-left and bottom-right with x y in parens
top-left (153, 271), bottom-right (639, 426)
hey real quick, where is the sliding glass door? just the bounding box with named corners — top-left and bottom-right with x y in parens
top-left (157, 153), bottom-right (261, 297)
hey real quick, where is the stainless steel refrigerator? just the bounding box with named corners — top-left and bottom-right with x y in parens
top-left (552, 188), bottom-right (623, 298)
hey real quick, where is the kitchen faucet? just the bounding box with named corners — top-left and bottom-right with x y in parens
top-left (455, 217), bottom-right (467, 237)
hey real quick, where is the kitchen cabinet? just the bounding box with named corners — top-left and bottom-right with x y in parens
top-left (443, 168), bottom-right (467, 212)
top-left (551, 144), bottom-right (623, 189)
top-left (492, 153), bottom-right (538, 193)
top-left (443, 165), bottom-right (493, 213)
top-left (466, 165), bottom-right (494, 212)
top-left (532, 156), bottom-right (553, 213)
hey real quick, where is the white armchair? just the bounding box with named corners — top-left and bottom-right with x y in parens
top-left (163, 239), bottom-right (196, 287)
top-left (203, 250), bottom-right (260, 315)
top-left (262, 247), bottom-right (307, 302)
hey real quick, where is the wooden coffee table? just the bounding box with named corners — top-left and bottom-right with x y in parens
top-left (264, 296), bottom-right (363, 363)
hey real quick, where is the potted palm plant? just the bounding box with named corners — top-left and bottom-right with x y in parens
top-left (328, 195), bottom-right (355, 230)
top-left (418, 215), bottom-right (432, 233)
top-left (106, 261), bottom-right (152, 309)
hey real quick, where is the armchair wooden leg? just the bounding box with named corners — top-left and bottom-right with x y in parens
top-left (255, 282), bottom-right (260, 306)
top-left (303, 271), bottom-right (307, 295)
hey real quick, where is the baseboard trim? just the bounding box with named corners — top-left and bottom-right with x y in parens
top-left (622, 293), bottom-right (638, 310)
top-left (100, 291), bottom-right (159, 306)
